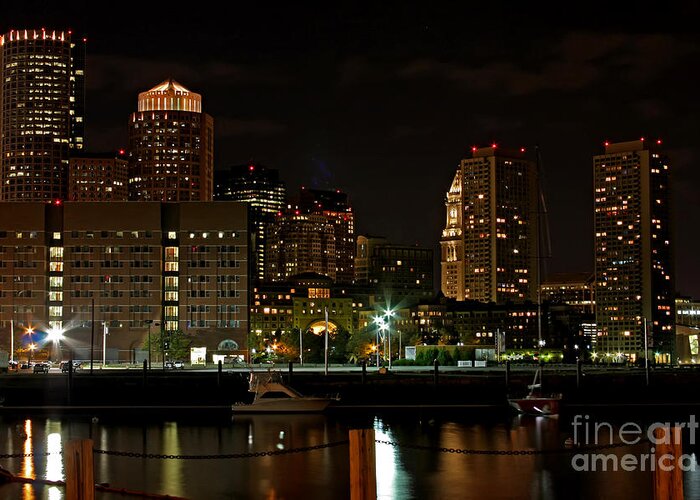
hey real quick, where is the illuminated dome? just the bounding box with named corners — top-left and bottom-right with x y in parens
top-left (137, 78), bottom-right (202, 113)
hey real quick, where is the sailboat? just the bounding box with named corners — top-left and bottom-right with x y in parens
top-left (507, 146), bottom-right (562, 416)
top-left (508, 366), bottom-right (562, 416)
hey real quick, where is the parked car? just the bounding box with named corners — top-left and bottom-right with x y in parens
top-left (60, 361), bottom-right (82, 373)
top-left (33, 363), bottom-right (49, 374)
top-left (165, 360), bottom-right (185, 369)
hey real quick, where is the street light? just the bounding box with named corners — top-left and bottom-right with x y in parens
top-left (144, 319), bottom-right (153, 369)
top-left (24, 326), bottom-right (35, 363)
top-left (46, 326), bottom-right (65, 362)
top-left (382, 309), bottom-right (395, 369)
top-left (28, 343), bottom-right (36, 364)
top-left (373, 316), bottom-right (385, 368)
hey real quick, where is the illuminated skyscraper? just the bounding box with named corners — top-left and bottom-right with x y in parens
top-left (68, 151), bottom-right (129, 201)
top-left (0, 28), bottom-right (86, 201)
top-left (593, 139), bottom-right (674, 362)
top-left (214, 162), bottom-right (286, 282)
top-left (266, 212), bottom-right (336, 281)
top-left (294, 187), bottom-right (355, 284)
top-left (440, 146), bottom-right (539, 303)
top-left (128, 79), bottom-right (214, 202)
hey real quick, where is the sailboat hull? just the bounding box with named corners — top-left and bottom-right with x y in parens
top-left (508, 396), bottom-right (561, 416)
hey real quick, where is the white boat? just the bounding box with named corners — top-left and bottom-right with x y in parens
top-left (233, 370), bottom-right (339, 414)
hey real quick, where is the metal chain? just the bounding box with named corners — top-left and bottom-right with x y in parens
top-left (93, 440), bottom-right (349, 460)
top-left (375, 438), bottom-right (650, 456)
top-left (0, 451), bottom-right (61, 459)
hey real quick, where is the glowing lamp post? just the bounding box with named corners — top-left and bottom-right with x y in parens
top-left (46, 326), bottom-right (65, 361)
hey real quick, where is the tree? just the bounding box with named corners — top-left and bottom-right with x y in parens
top-left (142, 329), bottom-right (190, 361)
top-left (346, 329), bottom-right (375, 364)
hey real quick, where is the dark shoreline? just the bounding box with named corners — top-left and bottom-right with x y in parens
top-left (1, 367), bottom-right (699, 419)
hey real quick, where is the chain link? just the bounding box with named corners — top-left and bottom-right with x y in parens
top-left (0, 451), bottom-right (61, 459)
top-left (374, 438), bottom-right (649, 456)
top-left (93, 440), bottom-right (349, 460)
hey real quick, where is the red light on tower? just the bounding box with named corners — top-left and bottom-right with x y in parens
top-left (657, 139), bottom-right (662, 145)
top-left (520, 147), bottom-right (526, 153)
top-left (491, 143), bottom-right (497, 148)
top-left (640, 137), bottom-right (645, 142)
top-left (54, 199), bottom-right (62, 206)
top-left (118, 149), bottom-right (125, 155)
top-left (604, 141), bottom-right (609, 147)
top-left (471, 146), bottom-right (477, 152)
top-left (249, 164), bottom-right (255, 171)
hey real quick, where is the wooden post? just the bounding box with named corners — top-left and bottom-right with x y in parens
top-left (505, 360), bottom-right (510, 388)
top-left (67, 358), bottom-right (73, 404)
top-left (349, 429), bottom-right (376, 500)
top-left (288, 361), bottom-right (294, 385)
top-left (433, 359), bottom-right (439, 386)
top-left (65, 439), bottom-right (94, 500)
top-left (653, 427), bottom-right (684, 500)
top-left (576, 358), bottom-right (582, 389)
top-left (142, 359), bottom-right (148, 388)
top-left (217, 360), bottom-right (223, 388)
top-left (361, 360), bottom-right (366, 385)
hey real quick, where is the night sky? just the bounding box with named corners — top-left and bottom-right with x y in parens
top-left (8, 2), bottom-right (700, 296)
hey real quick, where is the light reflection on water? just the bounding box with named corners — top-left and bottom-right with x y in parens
top-left (0, 412), bottom-right (685, 499)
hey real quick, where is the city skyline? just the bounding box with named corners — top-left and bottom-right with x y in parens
top-left (3, 3), bottom-right (700, 297)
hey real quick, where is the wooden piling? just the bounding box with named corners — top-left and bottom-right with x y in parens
top-left (505, 360), bottom-right (510, 388)
top-left (576, 358), bottom-right (582, 389)
top-left (433, 359), bottom-right (439, 386)
top-left (653, 426), bottom-right (684, 500)
top-left (288, 361), bottom-right (294, 385)
top-left (349, 429), bottom-right (376, 500)
top-left (65, 439), bottom-right (94, 500)
top-left (217, 360), bottom-right (223, 387)
top-left (361, 360), bottom-right (366, 385)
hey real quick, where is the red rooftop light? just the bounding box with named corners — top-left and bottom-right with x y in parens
top-left (249, 165), bottom-right (254, 171)
top-left (471, 146), bottom-right (477, 152)
top-left (657, 139), bottom-right (662, 145)
top-left (491, 143), bottom-right (497, 148)
top-left (520, 147), bottom-right (526, 153)
top-left (640, 137), bottom-right (645, 142)
top-left (118, 149), bottom-right (125, 155)
top-left (604, 141), bottom-right (609, 147)
top-left (54, 199), bottom-right (62, 206)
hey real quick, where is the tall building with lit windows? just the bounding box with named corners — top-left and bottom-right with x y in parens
top-left (68, 151), bottom-right (128, 201)
top-left (293, 187), bottom-right (355, 284)
top-left (0, 201), bottom-right (249, 362)
top-left (214, 162), bottom-right (286, 283)
top-left (128, 79), bottom-right (214, 202)
top-left (440, 146), bottom-right (539, 304)
top-left (593, 139), bottom-right (674, 362)
top-left (0, 28), bottom-right (86, 201)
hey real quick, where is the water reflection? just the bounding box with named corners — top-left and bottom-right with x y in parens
top-left (0, 412), bottom-right (676, 499)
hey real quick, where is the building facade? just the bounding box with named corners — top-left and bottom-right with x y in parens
top-left (593, 140), bottom-right (674, 362)
top-left (0, 201), bottom-right (248, 361)
top-left (0, 29), bottom-right (86, 201)
top-left (440, 146), bottom-right (539, 303)
top-left (540, 272), bottom-right (595, 315)
top-left (355, 234), bottom-right (434, 307)
top-left (68, 152), bottom-right (129, 201)
top-left (266, 212), bottom-right (336, 282)
top-left (214, 162), bottom-right (286, 283)
top-left (249, 273), bottom-right (356, 353)
top-left (128, 79), bottom-right (214, 202)
top-left (294, 188), bottom-right (355, 284)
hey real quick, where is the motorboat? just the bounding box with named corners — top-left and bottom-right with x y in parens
top-left (233, 370), bottom-right (339, 414)
top-left (507, 368), bottom-right (562, 416)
